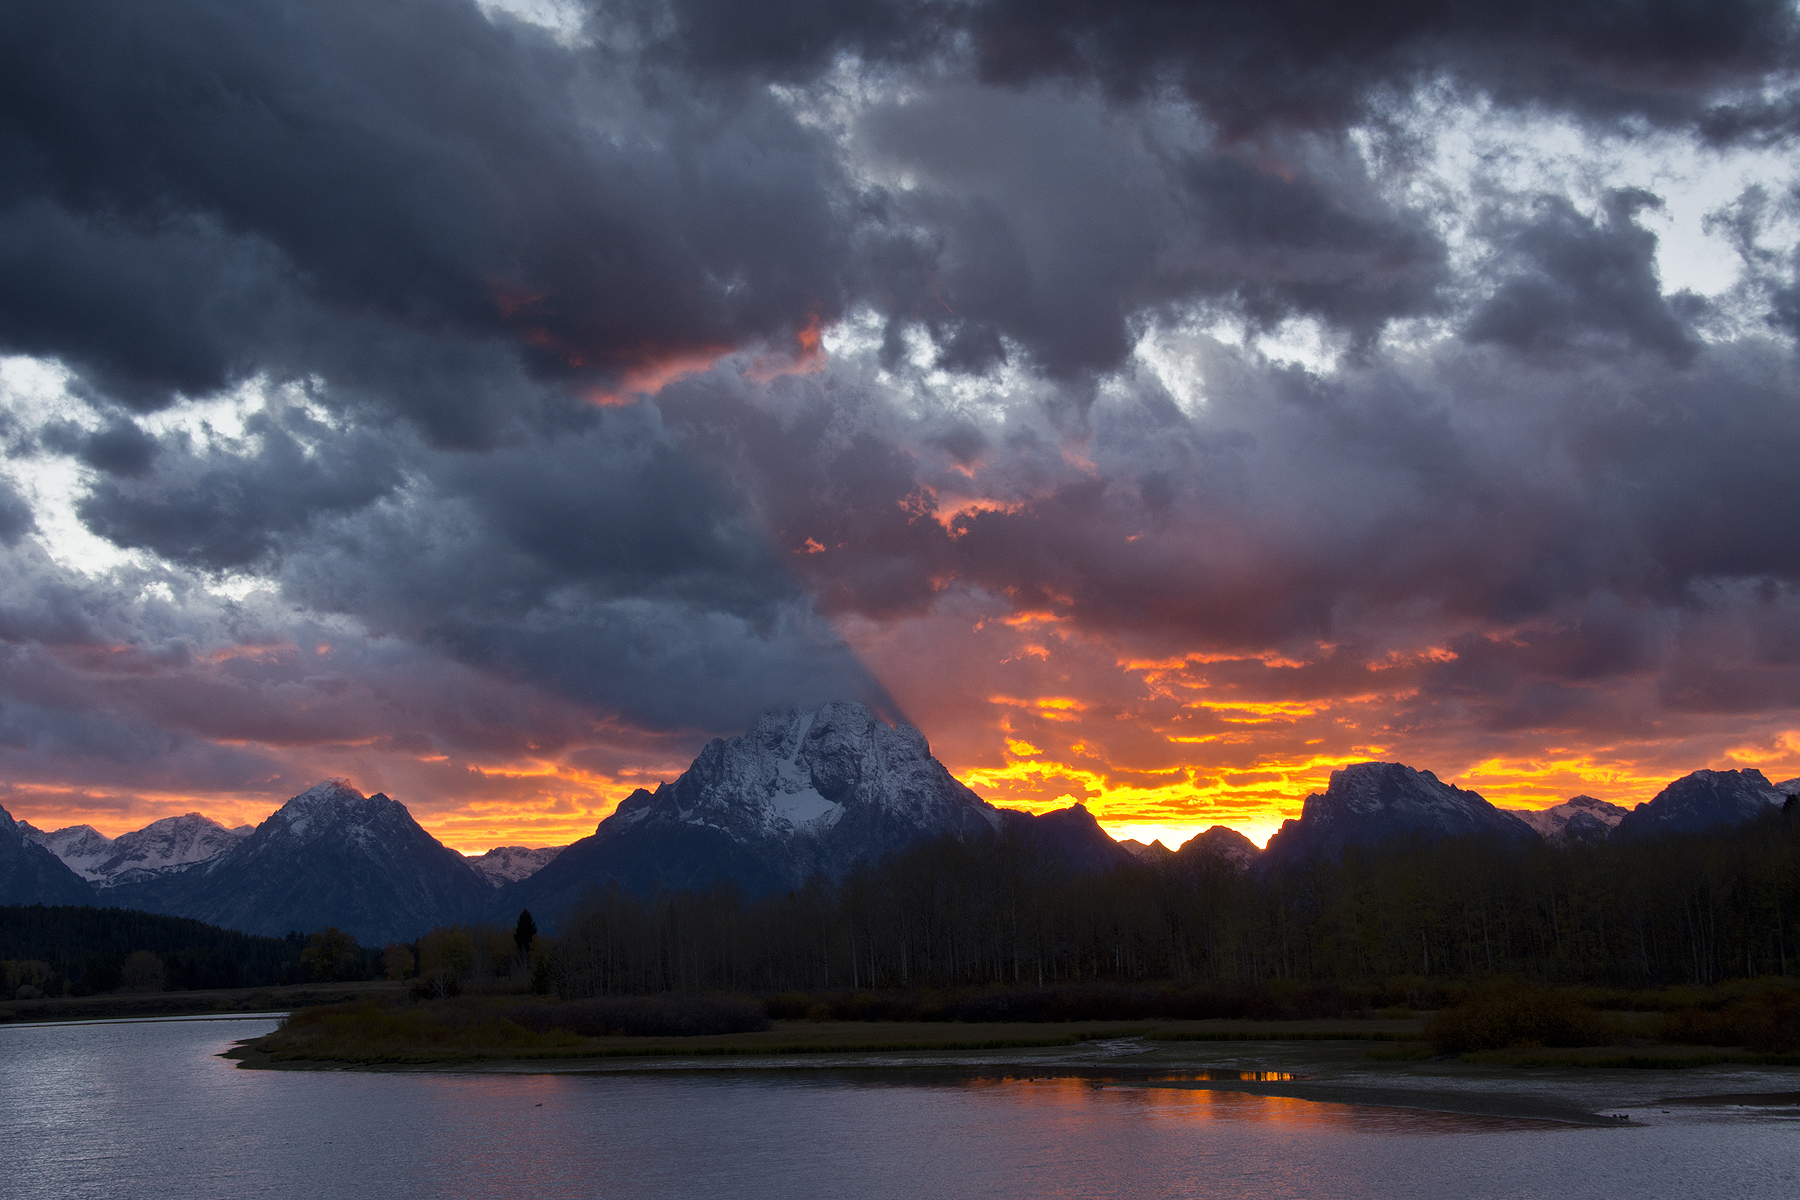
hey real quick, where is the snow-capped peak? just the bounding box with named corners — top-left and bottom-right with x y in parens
top-left (22, 812), bottom-right (250, 886)
top-left (18, 823), bottom-right (117, 882)
top-left (466, 844), bottom-right (564, 886)
top-left (272, 780), bottom-right (378, 839)
top-left (95, 813), bottom-right (252, 885)
top-left (580, 702), bottom-right (1003, 887)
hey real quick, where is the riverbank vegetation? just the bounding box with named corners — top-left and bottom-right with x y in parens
top-left (242, 975), bottom-right (1800, 1067)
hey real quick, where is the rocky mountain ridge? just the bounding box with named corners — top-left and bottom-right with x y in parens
top-left (23, 814), bottom-right (252, 887)
top-left (1614, 769), bottom-right (1794, 840)
top-left (102, 782), bottom-right (493, 945)
top-left (1175, 825), bottom-right (1264, 870)
top-left (0, 803), bottom-right (95, 907)
top-left (16, 821), bottom-right (116, 881)
top-left (1262, 762), bottom-right (1539, 864)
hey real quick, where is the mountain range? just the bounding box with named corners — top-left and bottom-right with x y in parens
top-left (20, 814), bottom-right (252, 887)
top-left (3, 702), bottom-right (1797, 943)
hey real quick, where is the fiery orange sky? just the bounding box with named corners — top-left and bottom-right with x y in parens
top-left (8, 599), bottom-right (1796, 854)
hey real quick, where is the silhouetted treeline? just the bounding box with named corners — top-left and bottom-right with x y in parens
top-left (546, 802), bottom-right (1800, 997)
top-left (0, 905), bottom-right (380, 995)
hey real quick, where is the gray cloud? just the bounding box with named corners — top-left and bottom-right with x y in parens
top-left (1466, 190), bottom-right (1702, 362)
top-left (0, 477), bottom-right (32, 547)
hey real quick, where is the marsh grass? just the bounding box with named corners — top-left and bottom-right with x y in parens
top-left (1655, 988), bottom-right (1800, 1052)
top-left (266, 993), bottom-right (769, 1061)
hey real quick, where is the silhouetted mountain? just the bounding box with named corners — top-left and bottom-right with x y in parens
top-left (109, 782), bottom-right (489, 944)
top-left (1263, 762), bottom-right (1538, 864)
top-left (1174, 825), bottom-right (1263, 871)
top-left (1612, 769), bottom-right (1786, 841)
top-left (0, 804), bottom-right (97, 906)
top-left (500, 704), bottom-right (1009, 924)
top-left (1120, 837), bottom-right (1174, 863)
top-left (998, 804), bottom-right (1135, 873)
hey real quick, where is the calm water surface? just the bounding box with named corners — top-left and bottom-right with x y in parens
top-left (1, 1017), bottom-right (1795, 1200)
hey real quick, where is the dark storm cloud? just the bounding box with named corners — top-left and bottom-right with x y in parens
top-left (0, 387), bottom-right (897, 734)
top-left (7, 0), bottom-right (1789, 431)
top-left (606, 0), bottom-right (1800, 138)
top-left (854, 88), bottom-right (1446, 381)
top-left (74, 408), bottom-right (400, 571)
top-left (958, 0), bottom-right (1800, 137)
top-left (1465, 190), bottom-right (1701, 362)
top-left (625, 0), bottom-right (944, 81)
top-left (1705, 182), bottom-right (1800, 340)
top-left (0, 0), bottom-right (851, 441)
top-left (75, 421), bottom-right (159, 478)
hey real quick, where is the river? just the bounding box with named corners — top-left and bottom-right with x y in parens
top-left (1, 1016), bottom-right (1796, 1199)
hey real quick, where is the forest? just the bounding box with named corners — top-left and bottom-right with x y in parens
top-left (0, 905), bottom-right (379, 996)
top-left (534, 800), bottom-right (1800, 999)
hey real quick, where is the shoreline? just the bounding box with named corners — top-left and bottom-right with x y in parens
top-left (220, 1018), bottom-right (1800, 1128)
top-left (0, 980), bottom-right (403, 1025)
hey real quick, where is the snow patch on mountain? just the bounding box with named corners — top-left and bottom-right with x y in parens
top-left (95, 813), bottom-right (252, 886)
top-left (466, 845), bottom-right (564, 886)
top-left (18, 823), bottom-right (116, 882)
top-left (21, 814), bottom-right (249, 886)
top-left (1504, 795), bottom-right (1630, 842)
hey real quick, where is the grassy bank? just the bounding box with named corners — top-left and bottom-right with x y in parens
top-left (246, 993), bottom-right (1429, 1065)
top-left (236, 977), bottom-right (1800, 1070)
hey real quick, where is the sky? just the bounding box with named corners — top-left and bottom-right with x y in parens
top-left (3, 0), bottom-right (1800, 853)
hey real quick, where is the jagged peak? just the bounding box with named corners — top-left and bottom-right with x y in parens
top-left (264, 780), bottom-right (412, 842)
top-left (132, 811), bottom-right (236, 835)
top-left (285, 779), bottom-right (369, 809)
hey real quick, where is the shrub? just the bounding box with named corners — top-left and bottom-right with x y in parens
top-left (1425, 984), bottom-right (1609, 1053)
top-left (1657, 990), bottom-right (1800, 1052)
top-left (498, 995), bottom-right (770, 1038)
